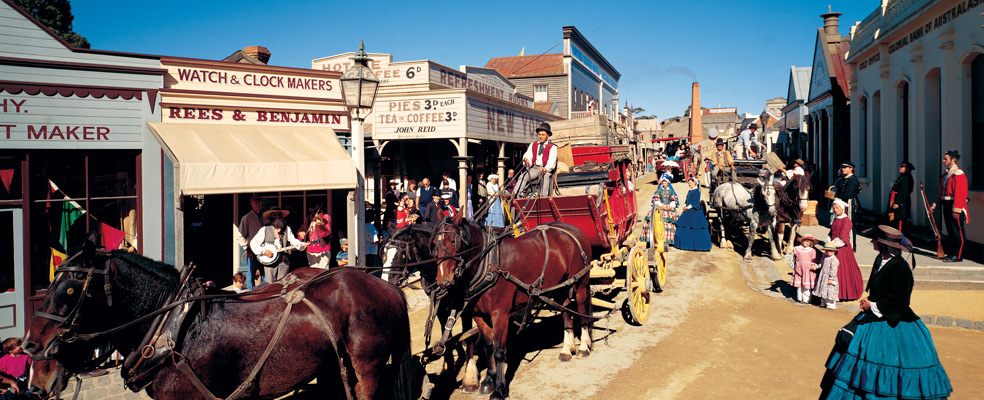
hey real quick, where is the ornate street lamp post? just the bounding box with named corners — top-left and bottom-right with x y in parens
top-left (340, 40), bottom-right (380, 266)
top-left (760, 110), bottom-right (770, 154)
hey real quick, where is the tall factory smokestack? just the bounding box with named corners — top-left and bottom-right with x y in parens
top-left (689, 82), bottom-right (702, 144)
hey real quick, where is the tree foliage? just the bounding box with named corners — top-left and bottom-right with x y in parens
top-left (12, 0), bottom-right (90, 48)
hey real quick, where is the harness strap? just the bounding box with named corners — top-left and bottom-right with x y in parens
top-left (174, 356), bottom-right (220, 400)
top-left (301, 297), bottom-right (356, 400)
top-left (224, 288), bottom-right (302, 400)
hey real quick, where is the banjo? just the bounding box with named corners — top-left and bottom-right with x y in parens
top-left (255, 242), bottom-right (306, 265)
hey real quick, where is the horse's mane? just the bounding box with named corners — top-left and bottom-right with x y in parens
top-left (109, 251), bottom-right (181, 313)
top-left (751, 183), bottom-right (771, 215)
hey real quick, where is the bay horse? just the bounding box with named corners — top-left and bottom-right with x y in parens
top-left (712, 175), bottom-right (781, 260)
top-left (24, 238), bottom-right (415, 400)
top-left (431, 214), bottom-right (593, 400)
top-left (774, 173), bottom-right (809, 254)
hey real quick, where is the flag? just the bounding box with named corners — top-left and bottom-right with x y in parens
top-left (101, 222), bottom-right (125, 250)
top-left (58, 202), bottom-right (83, 251)
top-left (519, 46), bottom-right (524, 56)
top-left (50, 247), bottom-right (68, 281)
top-left (0, 169), bottom-right (13, 193)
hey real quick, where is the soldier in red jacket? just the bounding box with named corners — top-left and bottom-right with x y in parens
top-left (929, 150), bottom-right (969, 262)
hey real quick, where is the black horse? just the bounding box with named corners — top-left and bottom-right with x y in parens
top-left (24, 238), bottom-right (415, 399)
top-left (380, 224), bottom-right (478, 390)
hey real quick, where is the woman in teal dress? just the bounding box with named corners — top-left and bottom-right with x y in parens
top-left (674, 177), bottom-right (711, 251)
top-left (820, 225), bottom-right (952, 400)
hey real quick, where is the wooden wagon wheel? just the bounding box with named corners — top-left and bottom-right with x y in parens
top-left (649, 211), bottom-right (668, 292)
top-left (623, 245), bottom-right (651, 325)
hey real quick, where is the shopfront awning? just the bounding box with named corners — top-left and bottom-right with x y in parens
top-left (148, 123), bottom-right (355, 195)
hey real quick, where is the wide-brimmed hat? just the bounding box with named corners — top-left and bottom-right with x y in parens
top-left (863, 225), bottom-right (912, 251)
top-left (748, 123), bottom-right (758, 129)
top-left (715, 138), bottom-right (726, 146)
top-left (535, 122), bottom-right (553, 136)
top-left (488, 174), bottom-right (499, 181)
top-left (821, 242), bottom-right (839, 251)
top-left (800, 234), bottom-right (818, 244)
top-left (441, 190), bottom-right (453, 199)
top-left (899, 161), bottom-right (915, 171)
top-left (262, 208), bottom-right (290, 220)
top-left (794, 158), bottom-right (805, 166)
top-left (388, 179), bottom-right (400, 185)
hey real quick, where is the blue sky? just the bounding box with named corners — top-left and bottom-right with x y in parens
top-left (71, 0), bottom-right (875, 120)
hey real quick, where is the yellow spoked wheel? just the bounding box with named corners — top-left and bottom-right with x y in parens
top-left (624, 245), bottom-right (651, 325)
top-left (652, 252), bottom-right (667, 293)
top-left (650, 207), bottom-right (668, 292)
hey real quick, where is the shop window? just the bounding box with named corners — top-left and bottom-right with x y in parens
top-left (28, 151), bottom-right (140, 293)
top-left (534, 85), bottom-right (548, 102)
top-left (972, 55), bottom-right (984, 188)
top-left (0, 155), bottom-right (22, 201)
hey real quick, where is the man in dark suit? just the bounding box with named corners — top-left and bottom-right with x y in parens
top-left (886, 161), bottom-right (914, 233)
top-left (833, 162), bottom-right (861, 245)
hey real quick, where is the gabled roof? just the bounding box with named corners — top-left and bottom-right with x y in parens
top-left (485, 54), bottom-right (565, 78)
top-left (808, 28), bottom-right (852, 102)
top-left (787, 66), bottom-right (812, 102)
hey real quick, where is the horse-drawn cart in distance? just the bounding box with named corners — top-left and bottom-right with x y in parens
top-left (511, 144), bottom-right (667, 325)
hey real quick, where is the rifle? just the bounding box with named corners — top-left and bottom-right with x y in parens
top-left (919, 182), bottom-right (945, 259)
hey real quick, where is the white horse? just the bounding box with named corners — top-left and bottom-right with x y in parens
top-left (711, 173), bottom-right (781, 260)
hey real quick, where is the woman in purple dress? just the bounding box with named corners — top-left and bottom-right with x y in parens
top-left (828, 199), bottom-right (863, 301)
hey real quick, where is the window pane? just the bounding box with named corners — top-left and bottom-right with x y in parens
top-left (89, 198), bottom-right (138, 251)
top-left (0, 154), bottom-right (22, 201)
top-left (30, 200), bottom-right (89, 291)
top-left (90, 151), bottom-right (138, 198)
top-left (33, 152), bottom-right (86, 199)
top-left (0, 211), bottom-right (14, 292)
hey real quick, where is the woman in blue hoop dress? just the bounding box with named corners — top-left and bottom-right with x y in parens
top-left (674, 177), bottom-right (711, 251)
top-left (820, 225), bottom-right (952, 399)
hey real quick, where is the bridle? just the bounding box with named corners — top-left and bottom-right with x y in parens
top-left (432, 219), bottom-right (470, 282)
top-left (30, 249), bottom-right (116, 362)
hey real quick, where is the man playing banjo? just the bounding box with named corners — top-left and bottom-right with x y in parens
top-left (250, 208), bottom-right (307, 283)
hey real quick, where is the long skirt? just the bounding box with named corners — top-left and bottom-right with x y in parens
top-left (674, 209), bottom-right (711, 251)
top-left (836, 247), bottom-right (864, 301)
top-left (485, 198), bottom-right (505, 228)
top-left (643, 204), bottom-right (677, 245)
top-left (822, 317), bottom-right (952, 399)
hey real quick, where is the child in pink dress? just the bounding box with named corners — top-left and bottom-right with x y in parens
top-left (791, 235), bottom-right (819, 303)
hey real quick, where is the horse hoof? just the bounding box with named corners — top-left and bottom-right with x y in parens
top-left (559, 352), bottom-right (572, 362)
top-left (480, 384), bottom-right (494, 395)
top-left (577, 349), bottom-right (591, 359)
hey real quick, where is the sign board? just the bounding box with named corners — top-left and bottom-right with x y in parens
top-left (163, 58), bottom-right (343, 101)
top-left (463, 97), bottom-right (544, 141)
top-left (162, 105), bottom-right (348, 129)
top-left (372, 94), bottom-right (466, 139)
top-left (312, 53), bottom-right (429, 86)
top-left (1, 94), bottom-right (144, 148)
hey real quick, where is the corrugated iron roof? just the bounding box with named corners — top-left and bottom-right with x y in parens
top-left (485, 54), bottom-right (565, 78)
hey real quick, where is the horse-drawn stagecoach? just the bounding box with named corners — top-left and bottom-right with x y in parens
top-left (511, 143), bottom-right (667, 325)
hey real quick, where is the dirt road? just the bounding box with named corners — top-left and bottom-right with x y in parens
top-left (426, 176), bottom-right (984, 400)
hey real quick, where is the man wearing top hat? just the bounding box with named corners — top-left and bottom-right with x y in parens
top-left (250, 208), bottom-right (306, 283)
top-left (423, 190), bottom-right (445, 227)
top-left (833, 161), bottom-right (861, 246)
top-left (237, 195), bottom-right (264, 289)
top-left (929, 150), bottom-right (969, 262)
top-left (514, 122), bottom-right (558, 197)
top-left (887, 161), bottom-right (915, 234)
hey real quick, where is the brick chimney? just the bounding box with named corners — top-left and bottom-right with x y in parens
top-left (821, 11), bottom-right (841, 40)
top-left (243, 46), bottom-right (271, 64)
top-left (689, 82), bottom-right (702, 144)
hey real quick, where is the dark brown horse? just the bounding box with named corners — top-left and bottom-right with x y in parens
top-left (23, 239), bottom-right (415, 400)
top-left (381, 224), bottom-right (477, 389)
top-left (431, 214), bottom-right (593, 400)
